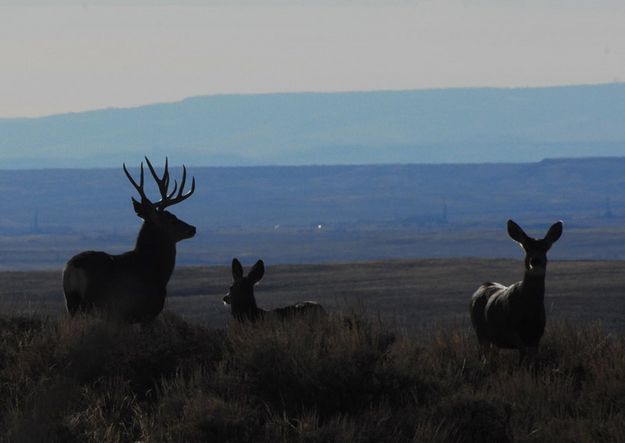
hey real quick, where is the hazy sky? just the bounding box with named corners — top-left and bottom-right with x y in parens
top-left (1, 1), bottom-right (624, 117)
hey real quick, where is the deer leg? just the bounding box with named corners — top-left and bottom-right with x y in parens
top-left (479, 340), bottom-right (499, 365)
top-left (526, 346), bottom-right (538, 370)
top-left (489, 345), bottom-right (500, 359)
top-left (512, 334), bottom-right (527, 366)
top-left (478, 339), bottom-right (489, 360)
top-left (518, 347), bottom-right (527, 366)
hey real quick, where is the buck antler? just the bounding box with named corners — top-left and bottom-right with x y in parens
top-left (123, 160), bottom-right (152, 205)
top-left (124, 157), bottom-right (195, 211)
top-left (147, 157), bottom-right (195, 210)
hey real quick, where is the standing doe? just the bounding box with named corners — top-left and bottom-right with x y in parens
top-left (470, 219), bottom-right (563, 364)
top-left (223, 258), bottom-right (325, 322)
top-left (63, 157), bottom-right (196, 323)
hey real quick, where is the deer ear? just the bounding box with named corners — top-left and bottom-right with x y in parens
top-left (133, 198), bottom-right (157, 221)
top-left (132, 198), bottom-right (142, 215)
top-left (507, 219), bottom-right (528, 244)
top-left (545, 221), bottom-right (563, 246)
top-left (248, 259), bottom-right (265, 284)
top-left (232, 258), bottom-right (243, 281)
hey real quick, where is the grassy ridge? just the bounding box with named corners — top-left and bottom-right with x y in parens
top-left (1, 311), bottom-right (624, 442)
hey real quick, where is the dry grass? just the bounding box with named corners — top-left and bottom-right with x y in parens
top-left (3, 259), bottom-right (625, 333)
top-left (1, 309), bottom-right (625, 442)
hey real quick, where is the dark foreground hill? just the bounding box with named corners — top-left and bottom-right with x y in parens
top-left (1, 311), bottom-right (624, 442)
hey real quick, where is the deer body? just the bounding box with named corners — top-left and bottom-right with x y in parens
top-left (470, 220), bottom-right (562, 363)
top-left (223, 258), bottom-right (325, 322)
top-left (270, 301), bottom-right (325, 321)
top-left (63, 157), bottom-right (196, 323)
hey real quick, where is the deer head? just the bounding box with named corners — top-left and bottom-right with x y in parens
top-left (123, 157), bottom-right (196, 242)
top-left (507, 219), bottom-right (563, 275)
top-left (223, 258), bottom-right (265, 321)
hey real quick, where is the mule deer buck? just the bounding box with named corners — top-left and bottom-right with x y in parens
top-left (223, 258), bottom-right (325, 322)
top-left (63, 157), bottom-right (196, 323)
top-left (470, 220), bottom-right (563, 364)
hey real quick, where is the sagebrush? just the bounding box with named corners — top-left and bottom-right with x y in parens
top-left (1, 310), bottom-right (624, 442)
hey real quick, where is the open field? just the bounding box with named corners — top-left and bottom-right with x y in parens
top-left (2, 258), bottom-right (624, 332)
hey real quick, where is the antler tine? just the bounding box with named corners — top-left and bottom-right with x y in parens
top-left (159, 164), bottom-right (196, 209)
top-left (179, 163), bottom-right (187, 194)
top-left (166, 180), bottom-right (178, 200)
top-left (123, 161), bottom-right (151, 203)
top-left (145, 156), bottom-right (165, 188)
top-left (162, 157), bottom-right (170, 189)
top-left (145, 156), bottom-right (175, 209)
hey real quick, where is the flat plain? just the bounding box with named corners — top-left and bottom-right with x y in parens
top-left (2, 258), bottom-right (624, 333)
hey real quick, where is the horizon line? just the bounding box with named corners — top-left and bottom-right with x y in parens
top-left (1, 156), bottom-right (624, 172)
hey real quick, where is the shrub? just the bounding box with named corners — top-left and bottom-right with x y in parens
top-left (1, 310), bottom-right (625, 442)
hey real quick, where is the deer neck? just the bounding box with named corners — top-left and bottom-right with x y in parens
top-left (232, 294), bottom-right (263, 322)
top-left (134, 223), bottom-right (177, 286)
top-left (520, 270), bottom-right (546, 301)
top-left (235, 302), bottom-right (261, 321)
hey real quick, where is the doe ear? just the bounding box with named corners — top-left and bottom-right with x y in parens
top-left (544, 221), bottom-right (563, 246)
top-left (507, 219), bottom-right (528, 244)
top-left (248, 259), bottom-right (265, 284)
top-left (232, 258), bottom-right (244, 281)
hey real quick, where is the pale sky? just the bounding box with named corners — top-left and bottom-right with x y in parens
top-left (1, 1), bottom-right (624, 117)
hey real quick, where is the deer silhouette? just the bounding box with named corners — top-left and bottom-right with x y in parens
top-left (62, 157), bottom-right (196, 323)
top-left (223, 258), bottom-right (325, 322)
top-left (470, 220), bottom-right (563, 364)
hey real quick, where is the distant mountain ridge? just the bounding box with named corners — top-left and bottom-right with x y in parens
top-left (1, 83), bottom-right (624, 168)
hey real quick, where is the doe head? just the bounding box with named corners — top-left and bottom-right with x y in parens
top-left (124, 157), bottom-right (197, 243)
top-left (507, 219), bottom-right (563, 274)
top-left (223, 258), bottom-right (265, 318)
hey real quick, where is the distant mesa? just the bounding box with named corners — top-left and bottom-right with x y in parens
top-left (1, 83), bottom-right (625, 168)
